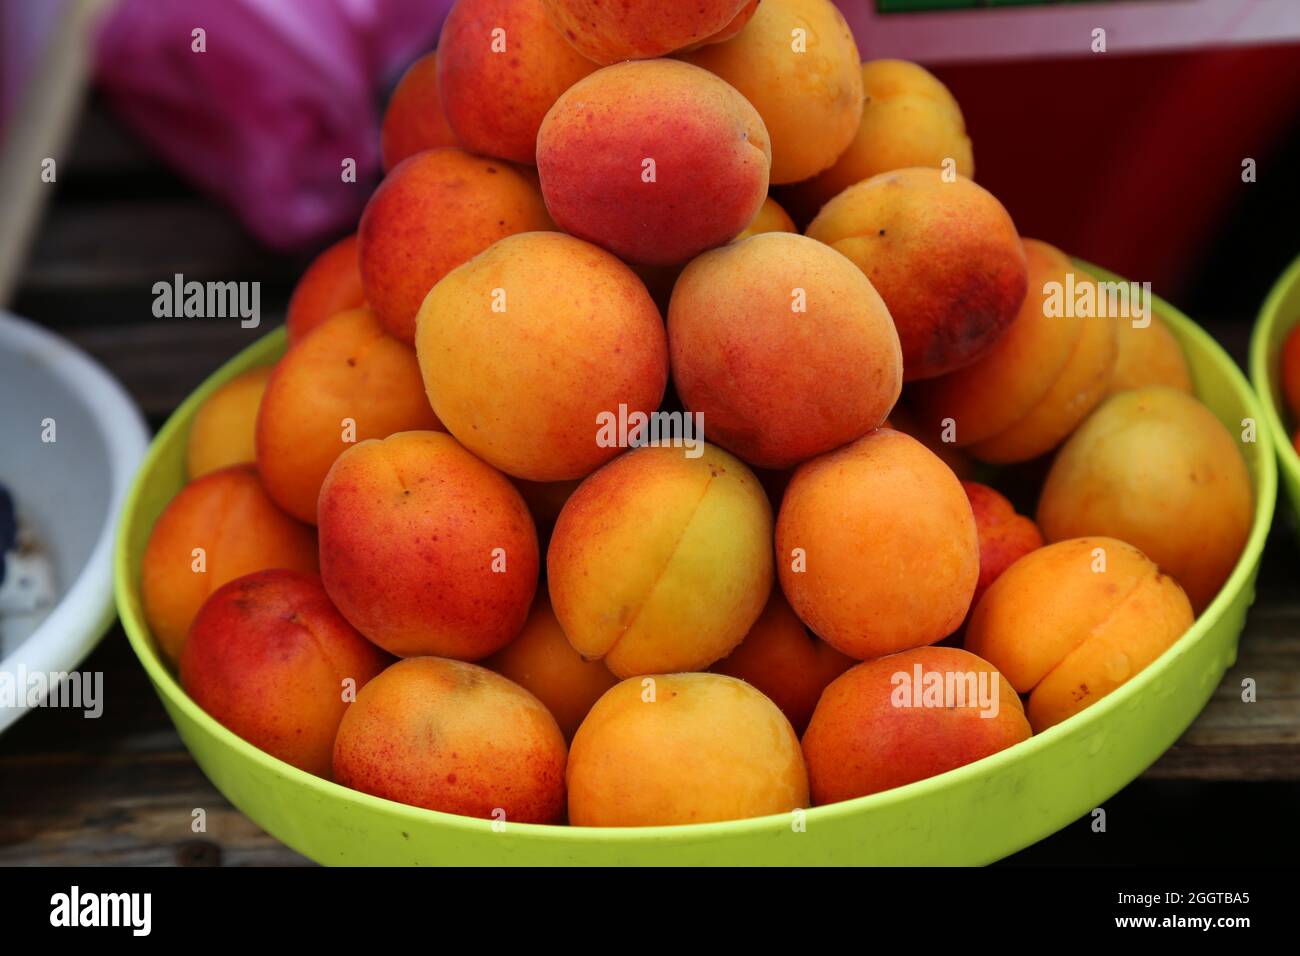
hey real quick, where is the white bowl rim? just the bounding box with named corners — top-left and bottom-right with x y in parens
top-left (0, 310), bottom-right (150, 734)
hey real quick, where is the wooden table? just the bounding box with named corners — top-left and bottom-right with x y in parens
top-left (1, 102), bottom-right (1297, 866)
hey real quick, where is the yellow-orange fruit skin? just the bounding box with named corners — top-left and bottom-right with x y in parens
top-left (1104, 310), bottom-right (1194, 398)
top-left (547, 444), bottom-right (773, 678)
top-left (965, 537), bottom-right (1194, 732)
top-left (437, 0), bottom-right (598, 165)
top-left (1036, 388), bottom-right (1252, 614)
top-left (179, 570), bottom-right (389, 778)
top-left (807, 167), bottom-right (1027, 381)
top-left (787, 59), bottom-right (972, 220)
top-left (567, 673), bottom-right (808, 826)
top-left (333, 657), bottom-right (567, 823)
top-left (186, 365), bottom-right (272, 479)
top-left (358, 148), bottom-right (553, 343)
top-left (317, 431), bottom-right (539, 660)
top-left (536, 59), bottom-right (771, 266)
top-left (776, 428), bottom-right (978, 659)
top-left (541, 0), bottom-right (757, 64)
top-left (908, 239), bottom-right (1116, 463)
top-left (255, 307), bottom-right (442, 524)
top-left (140, 466), bottom-right (319, 664)
top-left (416, 231), bottom-right (668, 481)
top-left (285, 234), bottom-right (366, 344)
top-left (711, 591), bottom-right (854, 734)
top-left (679, 0), bottom-right (864, 185)
top-left (380, 51), bottom-right (459, 171)
top-left (803, 647), bottom-right (1030, 802)
top-left (735, 195), bottom-right (797, 240)
top-left (668, 232), bottom-right (902, 468)
top-left (484, 594), bottom-right (617, 740)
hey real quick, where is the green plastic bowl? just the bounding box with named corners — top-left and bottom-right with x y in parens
top-left (1249, 252), bottom-right (1300, 536)
top-left (115, 268), bottom-right (1275, 865)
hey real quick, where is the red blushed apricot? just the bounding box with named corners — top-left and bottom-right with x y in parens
top-left (140, 466), bottom-right (318, 664)
top-left (536, 59), bottom-right (771, 266)
top-left (806, 168), bottom-right (1028, 381)
top-left (334, 657), bottom-right (567, 822)
top-left (1280, 322), bottom-right (1300, 421)
top-left (186, 365), bottom-right (271, 479)
top-left (358, 148), bottom-right (553, 343)
top-left (1036, 387), bottom-right (1252, 614)
top-left (255, 307), bottom-right (442, 524)
top-left (711, 591), bottom-right (854, 734)
top-left (438, 0), bottom-right (597, 164)
top-left (179, 570), bottom-right (389, 777)
top-left (678, 0), bottom-right (864, 185)
top-left (965, 537), bottom-right (1194, 732)
top-left (961, 481), bottom-right (1043, 610)
top-left (802, 647), bottom-right (1031, 802)
top-left (317, 431), bottom-right (539, 659)
top-left (776, 429), bottom-right (978, 659)
top-left (285, 234), bottom-right (365, 344)
top-left (668, 232), bottom-right (902, 468)
top-left (541, 0), bottom-right (757, 64)
top-left (483, 594), bottom-right (617, 740)
top-left (567, 673), bottom-right (808, 826)
top-left (908, 240), bottom-right (1116, 464)
top-left (380, 51), bottom-right (459, 171)
top-left (416, 231), bottom-right (668, 481)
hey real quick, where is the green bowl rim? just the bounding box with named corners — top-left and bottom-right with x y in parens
top-left (114, 269), bottom-right (1277, 847)
top-left (1248, 251), bottom-right (1300, 496)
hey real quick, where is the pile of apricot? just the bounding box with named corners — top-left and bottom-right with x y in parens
top-left (141, 0), bottom-right (1253, 827)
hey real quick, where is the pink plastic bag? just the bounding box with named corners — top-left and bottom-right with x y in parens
top-left (95, 0), bottom-right (453, 250)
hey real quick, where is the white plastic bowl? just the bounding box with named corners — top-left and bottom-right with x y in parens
top-left (0, 310), bottom-right (148, 733)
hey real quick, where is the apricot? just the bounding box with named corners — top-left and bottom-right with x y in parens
top-left (567, 672), bottom-right (808, 826)
top-left (334, 657), bottom-right (566, 822)
top-left (806, 167), bottom-right (1028, 380)
top-left (1283, 322), bottom-right (1300, 421)
top-left (1037, 387), bottom-right (1252, 613)
top-left (548, 443), bottom-right (773, 677)
top-left (186, 365), bottom-right (271, 479)
top-left (908, 239), bottom-right (1116, 462)
top-left (483, 594), bottom-right (617, 739)
top-left (668, 232), bottom-right (902, 468)
top-left (256, 307), bottom-right (442, 524)
top-left (787, 59), bottom-right (972, 220)
top-left (536, 59), bottom-right (770, 266)
top-left (679, 0), bottom-right (863, 185)
top-left (416, 231), bottom-right (668, 481)
top-left (776, 428), bottom-right (978, 659)
top-left (966, 537), bottom-right (1194, 731)
top-left (140, 466), bottom-right (318, 664)
top-left (802, 647), bottom-right (1030, 802)
top-left (179, 570), bottom-right (388, 777)
top-left (1104, 310), bottom-right (1193, 397)
top-left (358, 148), bottom-right (553, 343)
top-left (437, 0), bottom-right (597, 165)
top-left (380, 51), bottom-right (459, 171)
top-left (317, 431), bottom-right (538, 659)
top-left (541, 0), bottom-right (757, 64)
top-left (285, 234), bottom-right (365, 344)
top-left (962, 481), bottom-right (1043, 610)
top-left (711, 591), bottom-right (854, 734)
top-left (736, 195), bottom-right (797, 240)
